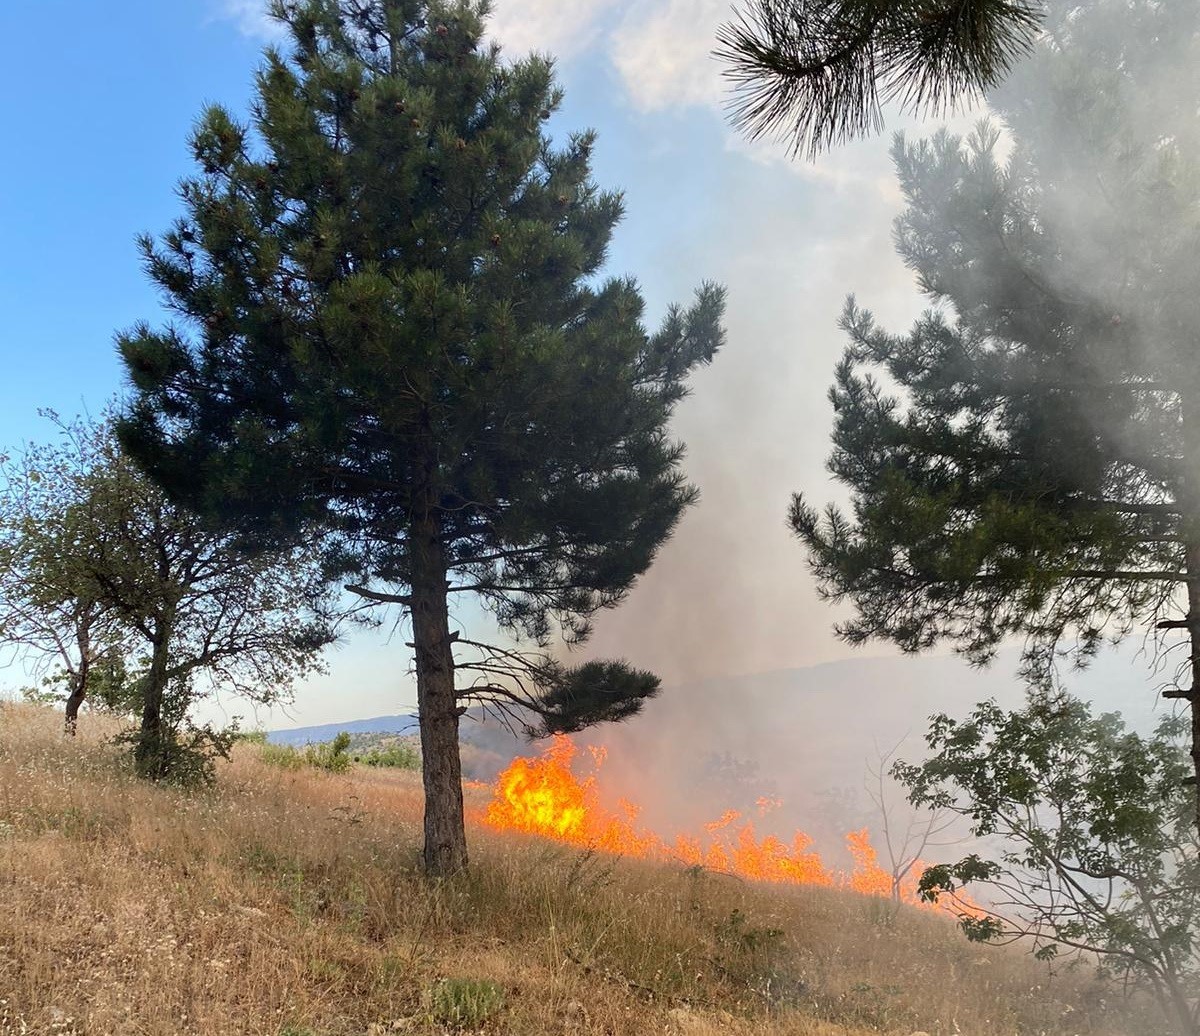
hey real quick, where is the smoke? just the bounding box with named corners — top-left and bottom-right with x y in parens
top-left (579, 117), bottom-right (971, 689)
top-left (535, 0), bottom-right (1199, 849)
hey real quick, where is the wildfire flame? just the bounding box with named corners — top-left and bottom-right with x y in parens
top-left (480, 735), bottom-right (961, 911)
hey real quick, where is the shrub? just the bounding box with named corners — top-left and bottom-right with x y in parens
top-left (259, 743), bottom-right (305, 771)
top-left (305, 731), bottom-right (351, 773)
top-left (258, 732), bottom-right (351, 774)
top-left (352, 742), bottom-right (420, 770)
top-left (429, 978), bottom-right (506, 1027)
top-left (116, 720), bottom-right (236, 788)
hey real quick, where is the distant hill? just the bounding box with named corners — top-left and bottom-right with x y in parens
top-left (268, 712), bottom-right (418, 746)
top-left (268, 647), bottom-right (1170, 847)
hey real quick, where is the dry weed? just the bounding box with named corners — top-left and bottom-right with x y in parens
top-left (0, 704), bottom-right (1157, 1035)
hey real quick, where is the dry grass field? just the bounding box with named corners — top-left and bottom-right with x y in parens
top-left (0, 704), bottom-right (1157, 1035)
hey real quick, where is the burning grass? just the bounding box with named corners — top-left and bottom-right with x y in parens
top-left (482, 736), bottom-right (939, 906)
top-left (0, 703), bottom-right (1156, 1035)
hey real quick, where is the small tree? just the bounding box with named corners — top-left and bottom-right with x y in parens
top-left (1, 413), bottom-right (335, 777)
top-left (0, 414), bottom-right (135, 733)
top-left (117, 0), bottom-right (724, 871)
top-left (865, 737), bottom-right (958, 901)
top-left (897, 696), bottom-right (1200, 1035)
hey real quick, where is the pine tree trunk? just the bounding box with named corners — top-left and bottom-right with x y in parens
top-left (1184, 541), bottom-right (1200, 838)
top-left (409, 507), bottom-right (468, 876)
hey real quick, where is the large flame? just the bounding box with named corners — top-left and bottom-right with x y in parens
top-left (481, 735), bottom-right (956, 911)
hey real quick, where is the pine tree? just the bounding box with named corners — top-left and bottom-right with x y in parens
top-left (117, 0), bottom-right (724, 872)
top-left (718, 0), bottom-right (1042, 157)
top-left (791, 0), bottom-right (1200, 822)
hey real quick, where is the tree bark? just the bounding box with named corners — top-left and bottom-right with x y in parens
top-left (64, 614), bottom-right (92, 736)
top-left (64, 676), bottom-right (86, 737)
top-left (1182, 401), bottom-right (1200, 838)
top-left (136, 617), bottom-right (172, 779)
top-left (409, 506), bottom-right (468, 875)
top-left (1184, 541), bottom-right (1200, 838)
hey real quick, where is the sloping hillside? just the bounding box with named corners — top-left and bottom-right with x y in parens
top-left (267, 714), bottom-right (419, 747)
top-left (0, 705), bottom-right (1155, 1035)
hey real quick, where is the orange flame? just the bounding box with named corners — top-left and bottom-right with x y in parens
top-left (481, 734), bottom-right (977, 914)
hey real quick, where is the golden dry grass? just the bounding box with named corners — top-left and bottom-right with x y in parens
top-left (0, 704), bottom-right (1157, 1035)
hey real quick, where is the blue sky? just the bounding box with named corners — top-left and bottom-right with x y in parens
top-left (0, 0), bottom-right (1038, 728)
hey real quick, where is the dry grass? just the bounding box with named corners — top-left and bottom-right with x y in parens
top-left (0, 703), bottom-right (1157, 1036)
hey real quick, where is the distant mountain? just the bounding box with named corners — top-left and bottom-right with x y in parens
top-left (268, 712), bottom-right (418, 746)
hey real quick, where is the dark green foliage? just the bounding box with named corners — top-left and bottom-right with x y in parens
top-left (528, 659), bottom-right (660, 737)
top-left (116, 677), bottom-right (239, 786)
top-left (351, 740), bottom-right (420, 769)
top-left (897, 696), bottom-right (1200, 1034)
top-left (117, 0), bottom-right (723, 871)
top-left (792, 0), bottom-right (1200, 797)
top-left (718, 0), bottom-right (1042, 157)
top-left (118, 0), bottom-right (723, 634)
top-left (85, 655), bottom-right (143, 717)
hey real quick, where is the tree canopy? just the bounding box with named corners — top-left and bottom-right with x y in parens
top-left (0, 412), bottom-right (334, 777)
top-left (0, 414), bottom-right (131, 733)
top-left (899, 696), bottom-right (1200, 1034)
top-left (117, 0), bottom-right (724, 871)
top-left (792, 0), bottom-right (1200, 814)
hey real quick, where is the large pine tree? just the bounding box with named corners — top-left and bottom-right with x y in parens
top-left (792, 0), bottom-right (1200, 819)
top-left (117, 0), bottom-right (724, 872)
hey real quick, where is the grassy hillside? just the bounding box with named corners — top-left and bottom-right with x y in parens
top-left (0, 705), bottom-right (1155, 1035)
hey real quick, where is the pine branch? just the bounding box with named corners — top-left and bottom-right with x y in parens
top-left (718, 0), bottom-right (1042, 158)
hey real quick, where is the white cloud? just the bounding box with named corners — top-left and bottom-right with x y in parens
top-left (216, 0), bottom-right (287, 41)
top-left (609, 0), bottom-right (728, 110)
top-left (486, 0), bottom-right (619, 61)
top-left (490, 0), bottom-right (731, 112)
top-left (213, 0), bottom-right (732, 116)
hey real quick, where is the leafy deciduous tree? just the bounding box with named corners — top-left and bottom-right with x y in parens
top-left (899, 696), bottom-right (1200, 1035)
top-left (0, 414), bottom-right (131, 734)
top-left (2, 413), bottom-right (335, 777)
